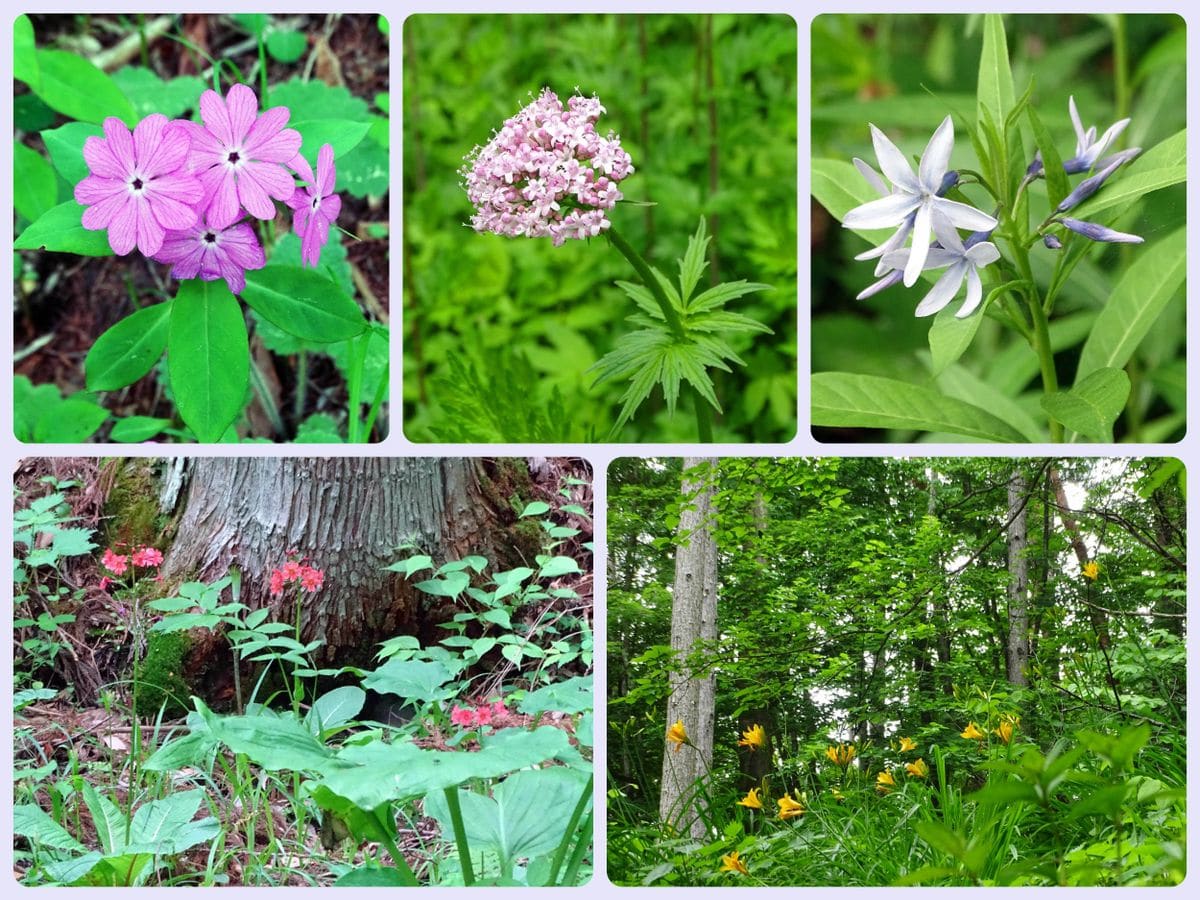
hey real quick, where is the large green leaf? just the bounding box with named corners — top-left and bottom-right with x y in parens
top-left (111, 67), bottom-right (205, 119)
top-left (424, 768), bottom-right (591, 864)
top-left (85, 302), bottom-right (171, 391)
top-left (1076, 227), bottom-right (1186, 381)
top-left (291, 119), bottom-right (372, 160)
top-left (934, 364), bottom-right (1047, 442)
top-left (812, 372), bottom-right (1026, 442)
top-left (1069, 166), bottom-right (1186, 220)
top-left (1041, 367), bottom-right (1131, 442)
top-left (320, 727), bottom-right (570, 809)
top-left (14, 15), bottom-right (40, 89)
top-left (12, 804), bottom-right (86, 852)
top-left (14, 143), bottom-right (58, 222)
top-left (242, 266), bottom-right (367, 343)
top-left (307, 686), bottom-right (367, 735)
top-left (927, 305), bottom-right (985, 377)
top-left (14, 200), bottom-right (113, 256)
top-left (361, 659), bottom-right (456, 703)
top-left (202, 707), bottom-right (339, 772)
top-left (41, 122), bottom-right (102, 186)
top-left (168, 281), bottom-right (249, 442)
top-left (518, 675), bottom-right (593, 717)
top-left (127, 791), bottom-right (219, 854)
top-left (33, 49), bottom-right (136, 125)
top-left (977, 14), bottom-right (1015, 130)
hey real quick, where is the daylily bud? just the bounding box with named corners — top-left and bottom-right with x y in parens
top-left (1043, 233), bottom-right (1063, 250)
top-left (1060, 217), bottom-right (1144, 244)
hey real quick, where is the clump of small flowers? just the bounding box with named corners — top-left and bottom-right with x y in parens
top-left (460, 87), bottom-right (634, 246)
top-left (738, 723), bottom-right (766, 751)
top-left (131, 547), bottom-right (163, 568)
top-left (101, 547), bottom-right (129, 576)
top-left (75, 82), bottom-right (341, 291)
top-left (450, 699), bottom-right (509, 729)
top-left (268, 553), bottom-right (325, 596)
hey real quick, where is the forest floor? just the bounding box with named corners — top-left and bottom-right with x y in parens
top-left (14, 457), bottom-right (594, 886)
top-left (14, 14), bottom-right (389, 440)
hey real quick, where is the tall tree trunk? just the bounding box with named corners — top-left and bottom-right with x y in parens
top-left (659, 457), bottom-right (718, 839)
top-left (161, 458), bottom-right (504, 666)
top-left (1005, 468), bottom-right (1031, 687)
top-left (738, 492), bottom-right (773, 796)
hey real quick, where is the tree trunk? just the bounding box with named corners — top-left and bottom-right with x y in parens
top-left (659, 457), bottom-right (718, 839)
top-left (1005, 468), bottom-right (1030, 687)
top-left (161, 458), bottom-right (505, 666)
top-left (738, 493), bottom-right (773, 796)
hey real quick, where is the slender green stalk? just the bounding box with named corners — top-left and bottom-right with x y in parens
top-left (293, 350), bottom-right (308, 425)
top-left (371, 809), bottom-right (420, 885)
top-left (561, 810), bottom-right (594, 885)
top-left (547, 774), bottom-right (594, 884)
top-left (443, 786), bottom-right (475, 885)
top-left (605, 226), bottom-right (713, 441)
top-left (1025, 294), bottom-right (1063, 443)
top-left (361, 360), bottom-right (389, 441)
top-left (1113, 15), bottom-right (1130, 123)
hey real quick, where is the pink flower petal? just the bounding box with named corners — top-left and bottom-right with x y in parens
top-left (149, 194), bottom-right (200, 231)
top-left (217, 253), bottom-right (247, 294)
top-left (322, 194), bottom-right (341, 225)
top-left (291, 203), bottom-right (312, 237)
top-left (134, 198), bottom-right (166, 257)
top-left (246, 125), bottom-right (303, 164)
top-left (316, 144), bottom-right (336, 195)
top-left (80, 187), bottom-right (130, 230)
top-left (146, 172), bottom-right (203, 204)
top-left (225, 84), bottom-right (260, 145)
top-left (82, 136), bottom-right (125, 180)
top-left (132, 114), bottom-right (170, 174)
top-left (242, 159), bottom-right (296, 203)
top-left (75, 176), bottom-right (127, 207)
top-left (199, 89), bottom-right (234, 146)
top-left (222, 224), bottom-right (266, 269)
top-left (105, 196), bottom-right (138, 255)
top-left (204, 175), bottom-right (241, 230)
top-left (102, 117), bottom-right (136, 171)
top-left (144, 122), bottom-right (194, 178)
top-left (288, 152), bottom-right (315, 184)
top-left (243, 105), bottom-right (290, 154)
top-left (235, 169), bottom-right (276, 220)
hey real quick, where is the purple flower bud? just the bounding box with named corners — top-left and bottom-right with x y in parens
top-left (964, 228), bottom-right (996, 249)
top-left (937, 171), bottom-right (960, 196)
top-left (1060, 217), bottom-right (1144, 244)
top-left (856, 269), bottom-right (903, 301)
top-left (1026, 152), bottom-right (1044, 178)
top-left (1062, 156), bottom-right (1091, 175)
top-left (1092, 147), bottom-right (1142, 171)
top-left (1056, 156), bottom-right (1125, 213)
top-left (1043, 233), bottom-right (1063, 250)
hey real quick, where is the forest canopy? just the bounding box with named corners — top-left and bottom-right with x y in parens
top-left (607, 456), bottom-right (1185, 886)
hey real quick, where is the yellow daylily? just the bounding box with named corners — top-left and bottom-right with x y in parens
top-left (898, 736), bottom-right (918, 752)
top-left (830, 786), bottom-right (846, 802)
top-left (737, 787), bottom-right (763, 810)
top-left (824, 743), bottom-right (856, 767)
top-left (961, 721), bottom-right (986, 740)
top-left (737, 723), bottom-right (766, 751)
top-left (876, 770), bottom-right (896, 794)
top-left (906, 758), bottom-right (929, 779)
top-left (993, 714), bottom-right (1020, 744)
top-left (666, 720), bottom-right (688, 752)
top-left (719, 850), bottom-right (749, 875)
top-left (1082, 561), bottom-right (1100, 580)
top-left (777, 792), bottom-right (805, 819)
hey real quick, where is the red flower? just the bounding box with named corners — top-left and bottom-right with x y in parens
top-left (101, 548), bottom-right (129, 575)
top-left (490, 700), bottom-right (509, 718)
top-left (281, 560), bottom-right (303, 581)
top-left (450, 706), bottom-right (477, 728)
top-left (299, 566), bottom-right (324, 592)
top-left (131, 547), bottom-right (163, 568)
top-left (475, 704), bottom-right (494, 726)
top-left (269, 570), bottom-right (286, 596)
top-left (98, 576), bottom-right (112, 591)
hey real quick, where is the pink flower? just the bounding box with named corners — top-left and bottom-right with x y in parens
top-left (286, 144), bottom-right (341, 267)
top-left (269, 569), bottom-right (286, 596)
top-left (461, 88), bottom-right (633, 245)
top-left (75, 115), bottom-right (201, 256)
top-left (155, 214), bottom-right (266, 294)
top-left (491, 700), bottom-right (508, 718)
top-left (98, 576), bottom-right (112, 591)
top-left (131, 547), bottom-right (163, 568)
top-left (299, 566), bottom-right (324, 592)
top-left (280, 560), bottom-right (303, 581)
top-left (189, 83), bottom-right (301, 228)
top-left (101, 548), bottom-right (129, 575)
top-left (475, 704), bottom-right (494, 726)
top-left (450, 706), bottom-right (477, 728)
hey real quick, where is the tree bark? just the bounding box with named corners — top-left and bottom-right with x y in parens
top-left (161, 458), bottom-right (502, 665)
top-left (1005, 468), bottom-right (1030, 687)
top-left (659, 457), bottom-right (718, 839)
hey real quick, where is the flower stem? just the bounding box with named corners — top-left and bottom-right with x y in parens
top-left (605, 226), bottom-right (685, 338)
top-left (1026, 293), bottom-right (1063, 443)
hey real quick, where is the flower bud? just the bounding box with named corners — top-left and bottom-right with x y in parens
top-left (1060, 217), bottom-right (1144, 244)
top-left (1043, 233), bottom-right (1063, 250)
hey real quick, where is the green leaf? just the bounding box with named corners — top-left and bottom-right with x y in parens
top-left (81, 783), bottom-right (127, 854)
top-left (14, 144), bottom-right (57, 222)
top-left (538, 556), bottom-right (582, 579)
top-left (812, 372), bottom-right (1026, 442)
top-left (168, 280), bottom-right (249, 443)
top-left (266, 30), bottom-right (308, 63)
top-left (337, 138), bottom-right (389, 197)
top-left (1077, 227), bottom-right (1186, 382)
top-left (915, 819), bottom-right (967, 862)
top-left (14, 15), bottom-right (40, 89)
top-left (14, 200), bottom-right (113, 256)
top-left (934, 364), bottom-right (1047, 442)
top-left (35, 398), bottom-right (110, 443)
top-left (1068, 166), bottom-right (1186, 220)
top-left (291, 119), bottom-right (372, 161)
top-left (1040, 367), bottom-right (1130, 442)
top-left (424, 768), bottom-right (591, 864)
top-left (1026, 103), bottom-right (1069, 210)
top-left (242, 266), bottom-right (367, 343)
top-left (385, 554), bottom-right (433, 577)
top-left (85, 303), bottom-right (171, 391)
top-left (977, 14), bottom-right (1015, 132)
top-left (335, 867), bottom-right (414, 887)
top-left (111, 67), bottom-right (205, 119)
top-left (520, 501), bottom-right (551, 518)
top-left (13, 804), bottom-right (86, 852)
top-left (33, 49), bottom-right (136, 125)
top-left (361, 659), bottom-right (456, 703)
top-left (307, 686), bottom-right (366, 735)
top-left (41, 122), bottom-right (103, 187)
top-left (201, 706), bottom-right (337, 771)
top-left (413, 570), bottom-right (470, 598)
top-left (518, 676), bottom-right (593, 716)
top-left (927, 305), bottom-right (985, 376)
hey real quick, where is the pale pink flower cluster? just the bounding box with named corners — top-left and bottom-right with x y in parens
top-left (461, 88), bottom-right (634, 246)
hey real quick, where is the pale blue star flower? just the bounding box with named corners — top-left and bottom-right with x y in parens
top-left (843, 116), bottom-right (998, 287)
top-left (881, 214), bottom-right (1000, 318)
top-left (1064, 95), bottom-right (1131, 174)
